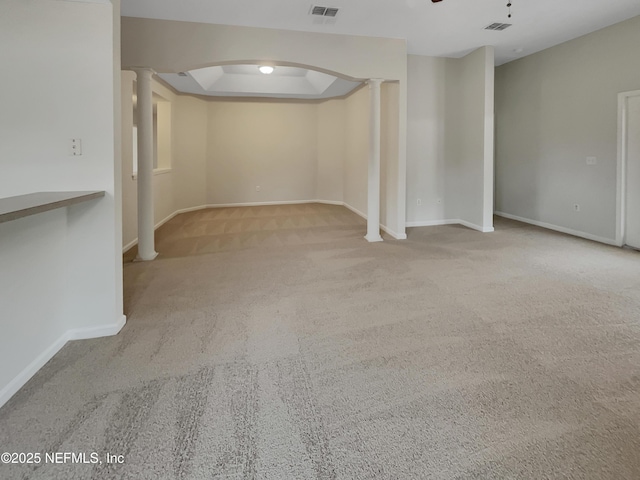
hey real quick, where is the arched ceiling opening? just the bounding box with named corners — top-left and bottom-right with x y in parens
top-left (158, 64), bottom-right (362, 99)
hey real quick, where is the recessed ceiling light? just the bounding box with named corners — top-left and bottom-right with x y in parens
top-left (513, 48), bottom-right (524, 53)
top-left (258, 66), bottom-right (274, 75)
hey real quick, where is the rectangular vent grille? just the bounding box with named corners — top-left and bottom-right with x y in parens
top-left (485, 22), bottom-right (512, 31)
top-left (311, 5), bottom-right (339, 16)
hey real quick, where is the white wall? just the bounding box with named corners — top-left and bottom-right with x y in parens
top-left (406, 50), bottom-right (494, 231)
top-left (445, 47), bottom-right (495, 231)
top-left (406, 56), bottom-right (447, 224)
top-left (495, 15), bottom-right (640, 242)
top-left (206, 100), bottom-right (318, 205)
top-left (0, 0), bottom-right (123, 406)
top-left (121, 70), bottom-right (138, 247)
top-left (381, 82), bottom-right (401, 234)
top-left (121, 18), bottom-right (406, 83)
top-left (112, 0), bottom-right (124, 320)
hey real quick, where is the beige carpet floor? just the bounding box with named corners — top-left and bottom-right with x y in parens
top-left (3, 203), bottom-right (640, 479)
top-left (123, 203), bottom-right (365, 262)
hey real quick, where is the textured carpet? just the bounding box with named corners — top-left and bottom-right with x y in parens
top-left (122, 203), bottom-right (364, 262)
top-left (3, 203), bottom-right (640, 479)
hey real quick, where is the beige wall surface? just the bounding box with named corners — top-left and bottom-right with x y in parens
top-left (206, 100), bottom-right (318, 205)
top-left (495, 15), bottom-right (640, 241)
top-left (173, 96), bottom-right (208, 211)
top-left (317, 98), bottom-right (346, 203)
top-left (344, 86), bottom-right (370, 216)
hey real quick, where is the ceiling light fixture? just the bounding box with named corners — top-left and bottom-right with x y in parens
top-left (258, 66), bottom-right (274, 75)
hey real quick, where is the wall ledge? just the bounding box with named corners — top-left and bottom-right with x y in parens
top-left (0, 191), bottom-right (104, 224)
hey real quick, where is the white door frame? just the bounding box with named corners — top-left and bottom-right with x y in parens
top-left (616, 90), bottom-right (640, 247)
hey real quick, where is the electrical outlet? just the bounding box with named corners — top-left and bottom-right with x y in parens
top-left (256, 186), bottom-right (261, 192)
top-left (573, 204), bottom-right (580, 212)
top-left (416, 199), bottom-right (422, 206)
top-left (69, 138), bottom-right (82, 156)
top-left (586, 156), bottom-right (597, 165)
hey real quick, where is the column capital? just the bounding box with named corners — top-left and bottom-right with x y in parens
top-left (126, 67), bottom-right (156, 78)
top-left (367, 78), bottom-right (384, 88)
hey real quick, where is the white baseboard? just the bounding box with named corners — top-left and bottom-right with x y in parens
top-left (0, 333), bottom-right (70, 409)
top-left (153, 211), bottom-right (180, 230)
top-left (406, 218), bottom-right (494, 233)
top-left (459, 220), bottom-right (495, 233)
top-left (0, 315), bottom-right (126, 409)
top-left (123, 206), bottom-right (208, 252)
top-left (406, 219), bottom-right (459, 228)
top-left (494, 211), bottom-right (617, 246)
top-left (341, 202), bottom-right (407, 240)
top-left (342, 202), bottom-right (367, 220)
top-left (382, 226), bottom-right (408, 240)
top-left (122, 237), bottom-right (137, 253)
top-left (204, 199), bottom-right (323, 208)
top-left (123, 200), bottom-right (408, 252)
top-left (68, 314), bottom-right (127, 341)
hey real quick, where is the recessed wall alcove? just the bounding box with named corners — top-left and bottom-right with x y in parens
top-left (120, 14), bottom-right (408, 250)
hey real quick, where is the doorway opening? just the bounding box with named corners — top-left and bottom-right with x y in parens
top-left (616, 90), bottom-right (640, 249)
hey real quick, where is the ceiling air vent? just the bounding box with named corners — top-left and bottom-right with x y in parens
top-left (310, 5), bottom-right (339, 16)
top-left (485, 22), bottom-right (512, 31)
top-left (177, 72), bottom-right (188, 77)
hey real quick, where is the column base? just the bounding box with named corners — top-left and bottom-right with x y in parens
top-left (134, 251), bottom-right (158, 262)
top-left (364, 234), bottom-right (383, 243)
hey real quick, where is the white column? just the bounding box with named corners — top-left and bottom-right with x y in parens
top-left (132, 68), bottom-right (158, 261)
top-left (365, 79), bottom-right (383, 243)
